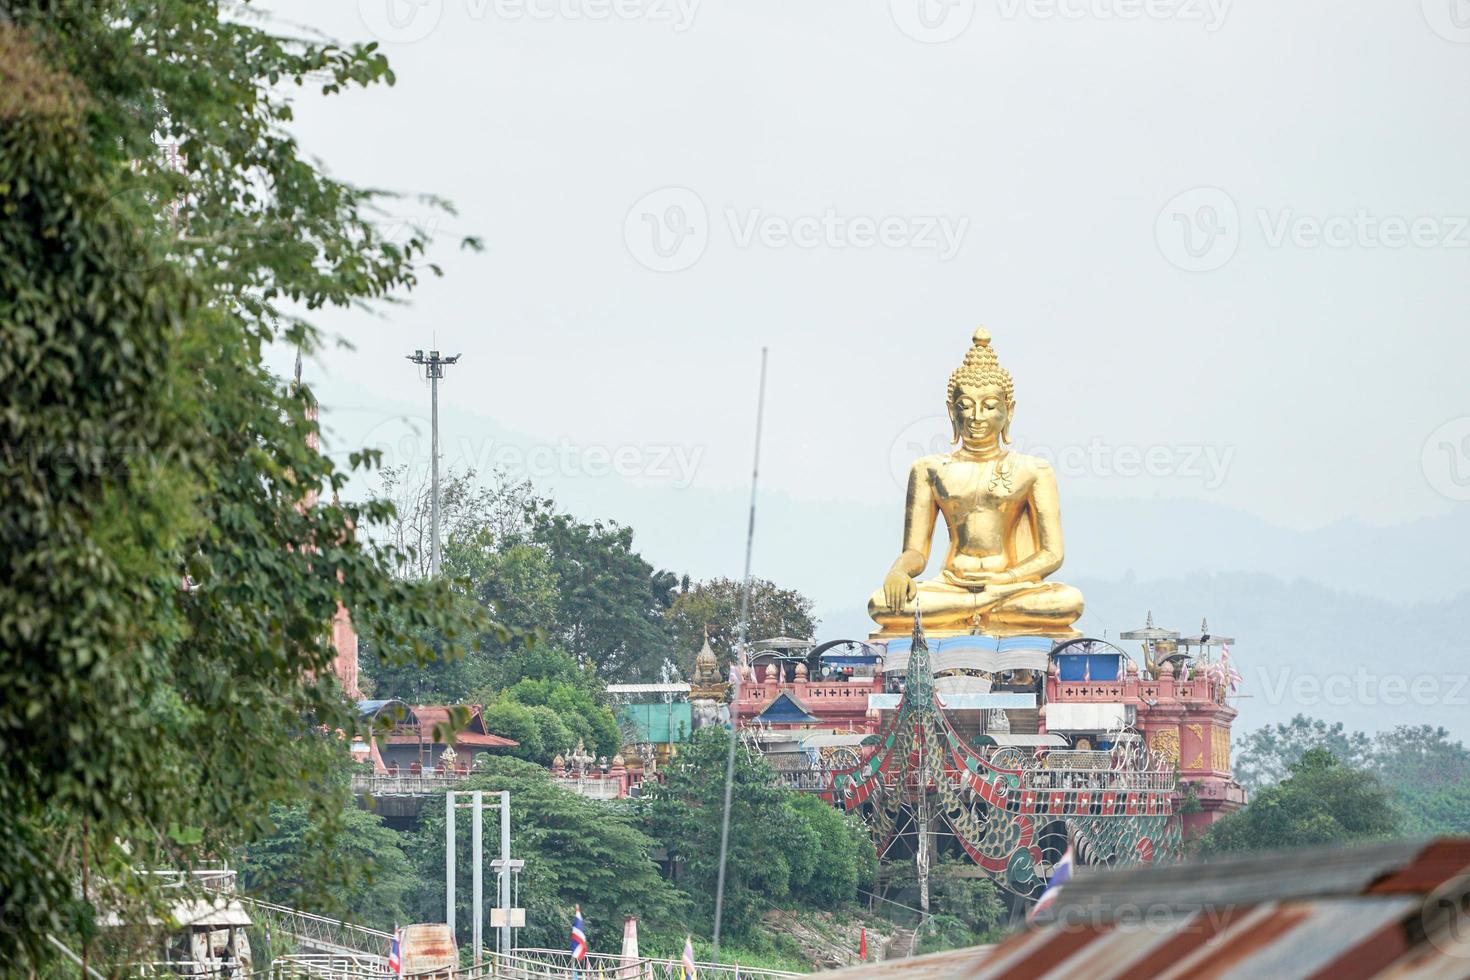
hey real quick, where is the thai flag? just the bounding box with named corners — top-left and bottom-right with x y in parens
top-left (1221, 644), bottom-right (1243, 691)
top-left (570, 905), bottom-right (588, 961)
top-left (1027, 846), bottom-right (1074, 922)
top-left (681, 936), bottom-right (698, 979)
top-left (388, 926), bottom-right (402, 976)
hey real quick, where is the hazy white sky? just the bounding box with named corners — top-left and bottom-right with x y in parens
top-left (270, 0), bottom-right (1470, 561)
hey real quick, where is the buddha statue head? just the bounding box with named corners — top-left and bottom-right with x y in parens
top-left (947, 328), bottom-right (1015, 452)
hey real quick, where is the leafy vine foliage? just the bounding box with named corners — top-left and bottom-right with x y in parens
top-left (0, 4), bottom-right (486, 971)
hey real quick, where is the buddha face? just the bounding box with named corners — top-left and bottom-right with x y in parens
top-left (950, 383), bottom-right (1012, 451)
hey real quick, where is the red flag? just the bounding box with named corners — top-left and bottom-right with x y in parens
top-left (859, 927), bottom-right (868, 960)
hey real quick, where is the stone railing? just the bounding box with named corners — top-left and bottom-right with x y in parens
top-left (351, 771), bottom-right (468, 797)
top-left (551, 775), bottom-right (624, 800)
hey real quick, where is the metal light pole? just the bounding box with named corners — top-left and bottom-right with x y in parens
top-left (406, 349), bottom-right (461, 576)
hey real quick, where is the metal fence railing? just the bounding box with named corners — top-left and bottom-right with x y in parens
top-left (498, 948), bottom-right (800, 980)
top-left (237, 896), bottom-right (391, 962)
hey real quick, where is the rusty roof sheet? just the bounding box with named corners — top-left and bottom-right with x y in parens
top-left (818, 944), bottom-right (996, 978)
top-left (844, 838), bottom-right (1470, 979)
top-left (1031, 838), bottom-right (1434, 922)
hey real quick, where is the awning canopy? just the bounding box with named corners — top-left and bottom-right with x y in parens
top-left (987, 733), bottom-right (1068, 747)
top-left (754, 692), bottom-right (820, 726)
top-left (868, 692), bottom-right (1036, 711)
top-left (797, 733), bottom-right (872, 748)
top-left (1044, 702), bottom-right (1128, 732)
top-left (881, 634), bottom-right (1052, 675)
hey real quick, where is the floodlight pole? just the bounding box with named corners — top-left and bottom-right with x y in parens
top-left (406, 349), bottom-right (461, 576)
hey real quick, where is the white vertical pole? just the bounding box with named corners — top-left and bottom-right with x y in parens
top-left (713, 347), bottom-right (768, 955)
top-left (446, 791), bottom-right (456, 938)
top-left (472, 790), bottom-right (484, 968)
top-left (499, 790), bottom-right (512, 955)
top-left (430, 356), bottom-right (441, 576)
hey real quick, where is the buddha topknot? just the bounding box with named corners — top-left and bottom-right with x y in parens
top-left (947, 327), bottom-right (1015, 406)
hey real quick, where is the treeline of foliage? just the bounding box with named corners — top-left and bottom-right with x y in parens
top-left (1195, 715), bottom-right (1470, 854)
top-left (366, 467), bottom-right (819, 691)
top-left (0, 6), bottom-right (483, 972)
top-left (359, 467), bottom-right (819, 763)
top-left (241, 734), bottom-right (877, 953)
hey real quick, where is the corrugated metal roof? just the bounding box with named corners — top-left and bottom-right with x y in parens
top-left (832, 837), bottom-right (1470, 979)
top-left (1032, 838), bottom-right (1432, 921)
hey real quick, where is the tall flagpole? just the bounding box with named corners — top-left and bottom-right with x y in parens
top-left (713, 347), bottom-right (768, 955)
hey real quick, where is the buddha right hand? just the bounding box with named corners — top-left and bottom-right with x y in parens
top-left (882, 570), bottom-right (917, 612)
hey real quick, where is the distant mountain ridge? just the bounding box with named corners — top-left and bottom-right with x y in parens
top-left (486, 474), bottom-right (1470, 737)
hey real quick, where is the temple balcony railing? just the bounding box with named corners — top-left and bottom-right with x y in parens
top-left (1021, 767), bottom-right (1177, 793)
top-left (775, 771), bottom-right (832, 792)
top-left (351, 771), bottom-right (468, 797)
top-left (552, 775), bottom-right (624, 800)
top-left (1049, 673), bottom-right (1229, 707)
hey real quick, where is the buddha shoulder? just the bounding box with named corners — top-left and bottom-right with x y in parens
top-left (909, 450), bottom-right (1054, 475)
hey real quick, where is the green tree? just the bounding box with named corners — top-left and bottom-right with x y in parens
top-left (1198, 748), bottom-right (1399, 854)
top-left (644, 729), bottom-right (794, 937)
top-left (667, 577), bottom-right (819, 670)
top-left (785, 794), bottom-right (877, 908)
top-left (1231, 717), bottom-right (1470, 836)
top-left (379, 466), bottom-right (539, 583)
top-left (479, 702), bottom-right (545, 763)
top-left (530, 508), bottom-right (679, 680)
top-left (240, 802), bottom-right (414, 932)
top-left (1367, 725), bottom-right (1470, 835)
top-left (409, 758), bottom-right (685, 950)
top-left (358, 589), bottom-right (491, 703)
top-left (643, 728), bottom-right (871, 938)
top-left (0, 7), bottom-right (482, 970)
top-left (1232, 714), bottom-right (1373, 794)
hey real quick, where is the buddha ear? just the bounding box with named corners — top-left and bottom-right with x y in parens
top-left (948, 401), bottom-right (962, 445)
top-left (1003, 399), bottom-right (1016, 444)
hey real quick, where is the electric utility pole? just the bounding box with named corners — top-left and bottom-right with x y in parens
top-left (406, 349), bottom-right (460, 577)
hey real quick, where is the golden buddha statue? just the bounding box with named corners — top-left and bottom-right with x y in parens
top-left (868, 328), bottom-right (1084, 638)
